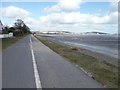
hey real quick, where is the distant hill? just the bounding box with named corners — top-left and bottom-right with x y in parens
top-left (84, 31), bottom-right (108, 35)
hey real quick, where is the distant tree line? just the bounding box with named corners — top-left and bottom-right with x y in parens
top-left (2, 19), bottom-right (31, 36)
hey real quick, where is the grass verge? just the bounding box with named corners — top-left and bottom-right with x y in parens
top-left (35, 35), bottom-right (118, 88)
top-left (1, 35), bottom-right (27, 51)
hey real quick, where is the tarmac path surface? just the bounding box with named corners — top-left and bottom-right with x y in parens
top-left (2, 35), bottom-right (104, 88)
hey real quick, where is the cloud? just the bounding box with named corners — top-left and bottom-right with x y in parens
top-left (41, 0), bottom-right (118, 33)
top-left (0, 6), bottom-right (31, 19)
top-left (44, 5), bottom-right (61, 13)
top-left (0, 6), bottom-right (41, 31)
top-left (59, 0), bottom-right (83, 11)
top-left (39, 21), bottom-right (118, 34)
top-left (1, 2), bottom-right (118, 33)
top-left (40, 9), bottom-right (118, 33)
top-left (109, 2), bottom-right (118, 12)
top-left (40, 11), bottom-right (118, 25)
top-left (44, 0), bottom-right (83, 13)
top-left (42, 0), bottom-right (118, 27)
top-left (24, 17), bottom-right (40, 31)
top-left (118, 2), bottom-right (120, 12)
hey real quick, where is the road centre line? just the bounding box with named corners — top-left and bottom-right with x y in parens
top-left (30, 36), bottom-right (42, 89)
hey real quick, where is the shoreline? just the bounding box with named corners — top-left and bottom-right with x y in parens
top-left (35, 35), bottom-right (118, 88)
top-left (44, 36), bottom-right (118, 68)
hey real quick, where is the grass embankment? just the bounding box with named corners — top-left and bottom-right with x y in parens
top-left (2, 35), bottom-right (27, 51)
top-left (35, 35), bottom-right (118, 88)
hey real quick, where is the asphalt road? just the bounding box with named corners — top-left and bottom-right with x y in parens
top-left (3, 35), bottom-right (36, 88)
top-left (2, 35), bottom-right (104, 88)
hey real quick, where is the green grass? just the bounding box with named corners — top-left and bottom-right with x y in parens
top-left (1, 35), bottom-right (27, 51)
top-left (35, 35), bottom-right (118, 88)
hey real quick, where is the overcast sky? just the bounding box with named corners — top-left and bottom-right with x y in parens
top-left (0, 0), bottom-right (119, 34)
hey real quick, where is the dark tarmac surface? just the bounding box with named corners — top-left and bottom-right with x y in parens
top-left (2, 35), bottom-right (104, 88)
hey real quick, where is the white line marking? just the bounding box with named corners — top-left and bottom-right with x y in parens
top-left (30, 36), bottom-right (42, 88)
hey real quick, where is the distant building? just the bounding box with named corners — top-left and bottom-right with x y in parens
top-left (84, 31), bottom-right (108, 35)
top-left (42, 31), bottom-right (48, 34)
top-left (41, 31), bottom-right (71, 34)
top-left (0, 20), bottom-right (14, 38)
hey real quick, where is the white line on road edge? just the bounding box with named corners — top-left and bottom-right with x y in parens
top-left (30, 36), bottom-right (42, 89)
